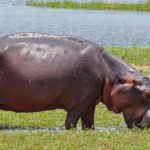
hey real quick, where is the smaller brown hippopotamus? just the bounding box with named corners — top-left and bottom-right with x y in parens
top-left (0, 33), bottom-right (150, 129)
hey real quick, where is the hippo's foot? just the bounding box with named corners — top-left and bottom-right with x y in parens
top-left (65, 99), bottom-right (95, 130)
top-left (65, 112), bottom-right (79, 129)
top-left (81, 105), bottom-right (95, 129)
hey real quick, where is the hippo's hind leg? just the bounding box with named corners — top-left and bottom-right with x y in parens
top-left (81, 105), bottom-right (96, 129)
top-left (65, 99), bottom-right (92, 130)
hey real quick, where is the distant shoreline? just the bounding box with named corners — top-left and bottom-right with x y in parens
top-left (26, 0), bottom-right (150, 12)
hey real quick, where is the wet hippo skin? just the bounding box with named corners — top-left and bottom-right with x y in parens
top-left (0, 33), bottom-right (150, 129)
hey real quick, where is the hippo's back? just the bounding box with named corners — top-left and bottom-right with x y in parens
top-left (0, 33), bottom-right (99, 80)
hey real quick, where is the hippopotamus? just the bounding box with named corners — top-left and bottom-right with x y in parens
top-left (0, 33), bottom-right (150, 129)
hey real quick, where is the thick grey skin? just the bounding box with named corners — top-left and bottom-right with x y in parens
top-left (0, 33), bottom-right (149, 129)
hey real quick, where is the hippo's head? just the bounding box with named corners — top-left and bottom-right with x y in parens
top-left (103, 76), bottom-right (150, 129)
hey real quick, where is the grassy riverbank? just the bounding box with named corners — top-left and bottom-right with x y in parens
top-left (0, 47), bottom-right (150, 149)
top-left (26, 0), bottom-right (150, 11)
top-left (109, 47), bottom-right (150, 74)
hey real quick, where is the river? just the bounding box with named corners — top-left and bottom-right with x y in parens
top-left (0, 1), bottom-right (150, 47)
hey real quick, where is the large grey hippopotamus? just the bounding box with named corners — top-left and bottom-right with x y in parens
top-left (0, 33), bottom-right (150, 129)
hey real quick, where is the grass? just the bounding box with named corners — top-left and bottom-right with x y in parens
top-left (0, 47), bottom-right (150, 149)
top-left (26, 0), bottom-right (150, 11)
top-left (108, 47), bottom-right (150, 75)
top-left (1, 105), bottom-right (150, 149)
top-left (109, 47), bottom-right (150, 65)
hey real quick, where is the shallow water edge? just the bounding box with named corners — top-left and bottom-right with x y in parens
top-left (0, 126), bottom-right (125, 133)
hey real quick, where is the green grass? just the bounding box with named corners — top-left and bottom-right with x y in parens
top-left (109, 47), bottom-right (150, 65)
top-left (0, 47), bottom-right (150, 149)
top-left (1, 105), bottom-right (150, 150)
top-left (26, 0), bottom-right (150, 11)
top-left (109, 47), bottom-right (150, 75)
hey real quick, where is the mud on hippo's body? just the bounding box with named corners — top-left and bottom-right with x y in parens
top-left (0, 33), bottom-right (150, 129)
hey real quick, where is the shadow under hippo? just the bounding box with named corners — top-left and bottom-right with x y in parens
top-left (0, 33), bottom-right (150, 129)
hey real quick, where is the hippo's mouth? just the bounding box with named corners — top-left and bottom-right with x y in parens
top-left (126, 119), bottom-right (142, 129)
top-left (125, 114), bottom-right (146, 129)
top-left (131, 109), bottom-right (150, 129)
top-left (133, 119), bottom-right (144, 129)
top-left (134, 109), bottom-right (150, 129)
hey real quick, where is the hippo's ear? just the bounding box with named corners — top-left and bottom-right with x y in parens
top-left (109, 83), bottom-right (134, 113)
top-left (111, 83), bottom-right (134, 96)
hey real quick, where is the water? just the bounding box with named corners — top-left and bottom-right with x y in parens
top-left (0, 126), bottom-right (124, 132)
top-left (0, 0), bottom-right (25, 5)
top-left (0, 126), bottom-right (65, 133)
top-left (0, 1), bottom-right (150, 47)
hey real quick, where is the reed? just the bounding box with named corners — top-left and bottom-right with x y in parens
top-left (26, 0), bottom-right (150, 11)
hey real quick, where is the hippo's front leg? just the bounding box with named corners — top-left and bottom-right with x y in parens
top-left (81, 105), bottom-right (96, 129)
top-left (65, 98), bottom-right (93, 129)
top-left (65, 109), bottom-right (81, 129)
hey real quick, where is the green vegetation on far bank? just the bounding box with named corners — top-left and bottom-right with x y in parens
top-left (26, 0), bottom-right (150, 11)
top-left (0, 47), bottom-right (150, 149)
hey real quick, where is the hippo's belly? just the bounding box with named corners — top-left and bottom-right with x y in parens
top-left (0, 67), bottom-right (91, 112)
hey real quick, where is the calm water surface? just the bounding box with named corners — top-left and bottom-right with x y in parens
top-left (0, 1), bottom-right (150, 47)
